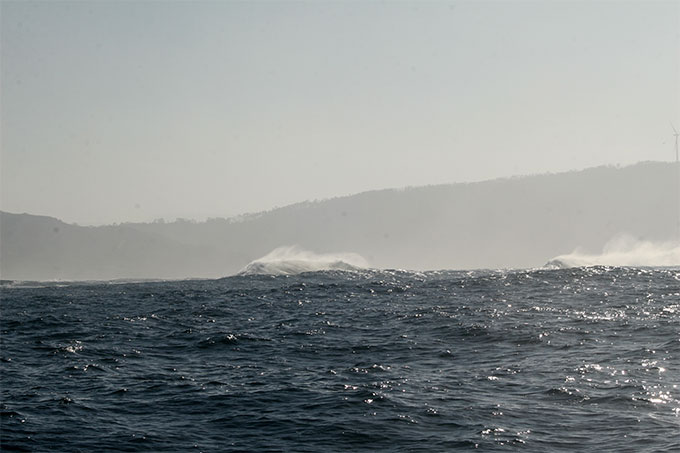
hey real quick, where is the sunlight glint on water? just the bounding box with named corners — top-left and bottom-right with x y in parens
top-left (1, 267), bottom-right (679, 452)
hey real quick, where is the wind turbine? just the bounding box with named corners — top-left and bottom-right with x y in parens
top-left (673, 123), bottom-right (679, 163)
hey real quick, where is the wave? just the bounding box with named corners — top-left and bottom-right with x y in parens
top-left (546, 235), bottom-right (680, 269)
top-left (238, 246), bottom-right (368, 276)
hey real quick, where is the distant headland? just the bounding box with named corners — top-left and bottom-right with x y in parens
top-left (1, 161), bottom-right (677, 280)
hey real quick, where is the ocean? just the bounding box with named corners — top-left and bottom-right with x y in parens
top-left (1, 266), bottom-right (679, 452)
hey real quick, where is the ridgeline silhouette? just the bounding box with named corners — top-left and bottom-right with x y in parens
top-left (1, 162), bottom-right (676, 280)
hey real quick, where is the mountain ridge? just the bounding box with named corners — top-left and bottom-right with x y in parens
top-left (1, 161), bottom-right (676, 280)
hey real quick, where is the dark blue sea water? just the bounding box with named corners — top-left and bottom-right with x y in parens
top-left (1, 267), bottom-right (679, 452)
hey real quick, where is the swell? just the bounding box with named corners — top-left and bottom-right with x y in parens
top-left (1, 267), bottom-right (678, 452)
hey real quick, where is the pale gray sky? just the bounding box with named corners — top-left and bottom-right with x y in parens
top-left (1, 0), bottom-right (679, 225)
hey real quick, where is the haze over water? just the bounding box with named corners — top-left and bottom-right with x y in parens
top-left (2, 2), bottom-right (680, 451)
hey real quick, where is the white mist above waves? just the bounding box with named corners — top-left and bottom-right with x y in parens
top-left (546, 235), bottom-right (680, 269)
top-left (238, 246), bottom-right (368, 276)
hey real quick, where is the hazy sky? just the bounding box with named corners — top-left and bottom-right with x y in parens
top-left (1, 1), bottom-right (679, 225)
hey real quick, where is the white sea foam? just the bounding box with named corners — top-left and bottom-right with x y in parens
top-left (546, 235), bottom-right (680, 268)
top-left (238, 246), bottom-right (368, 276)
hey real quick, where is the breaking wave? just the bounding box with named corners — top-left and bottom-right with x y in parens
top-left (546, 234), bottom-right (680, 269)
top-left (238, 246), bottom-right (368, 276)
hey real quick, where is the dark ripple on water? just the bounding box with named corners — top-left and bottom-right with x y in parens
top-left (1, 267), bottom-right (679, 452)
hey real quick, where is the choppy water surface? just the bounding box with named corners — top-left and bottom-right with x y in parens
top-left (2, 267), bottom-right (679, 451)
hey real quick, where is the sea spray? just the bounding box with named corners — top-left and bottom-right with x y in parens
top-left (546, 234), bottom-right (680, 268)
top-left (238, 246), bottom-right (369, 275)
